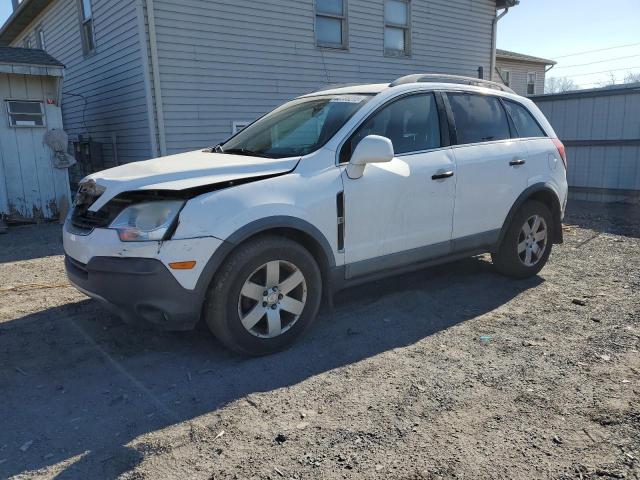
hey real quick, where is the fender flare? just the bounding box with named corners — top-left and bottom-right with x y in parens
top-left (193, 216), bottom-right (336, 299)
top-left (496, 183), bottom-right (563, 250)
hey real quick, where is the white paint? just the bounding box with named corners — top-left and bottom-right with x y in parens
top-left (64, 81), bottom-right (568, 297)
top-left (62, 225), bottom-right (222, 290)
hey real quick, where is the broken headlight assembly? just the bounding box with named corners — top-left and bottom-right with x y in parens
top-left (109, 200), bottom-right (184, 242)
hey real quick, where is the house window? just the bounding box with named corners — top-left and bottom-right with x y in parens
top-left (384, 0), bottom-right (411, 56)
top-left (79, 0), bottom-right (96, 54)
top-left (22, 36), bottom-right (32, 48)
top-left (232, 121), bottom-right (250, 135)
top-left (315, 0), bottom-right (347, 49)
top-left (501, 69), bottom-right (511, 87)
top-left (6, 100), bottom-right (46, 127)
top-left (527, 72), bottom-right (537, 95)
top-left (36, 28), bottom-right (46, 50)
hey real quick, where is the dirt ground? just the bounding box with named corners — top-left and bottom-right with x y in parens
top-left (0, 200), bottom-right (638, 480)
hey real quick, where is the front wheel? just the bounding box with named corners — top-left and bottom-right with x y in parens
top-left (492, 200), bottom-right (553, 278)
top-left (205, 236), bottom-right (322, 356)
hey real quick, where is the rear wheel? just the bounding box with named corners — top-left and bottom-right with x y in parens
top-left (205, 236), bottom-right (322, 356)
top-left (492, 200), bottom-right (553, 278)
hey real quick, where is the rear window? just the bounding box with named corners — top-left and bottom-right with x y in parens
top-left (448, 93), bottom-right (510, 145)
top-left (503, 100), bottom-right (546, 138)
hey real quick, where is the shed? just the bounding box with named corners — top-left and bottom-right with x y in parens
top-left (0, 46), bottom-right (70, 222)
top-left (532, 83), bottom-right (640, 202)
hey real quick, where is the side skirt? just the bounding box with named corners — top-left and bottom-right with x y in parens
top-left (331, 229), bottom-right (500, 294)
top-left (330, 247), bottom-right (490, 294)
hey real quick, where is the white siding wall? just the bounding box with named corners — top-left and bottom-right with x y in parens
top-left (152, 0), bottom-right (497, 154)
top-left (0, 74), bottom-right (70, 220)
top-left (495, 59), bottom-right (546, 96)
top-left (11, 0), bottom-right (153, 168)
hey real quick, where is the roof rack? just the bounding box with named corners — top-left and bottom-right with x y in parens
top-left (389, 74), bottom-right (515, 94)
top-left (311, 83), bottom-right (368, 93)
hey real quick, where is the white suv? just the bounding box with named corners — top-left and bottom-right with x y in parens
top-left (64, 74), bottom-right (568, 355)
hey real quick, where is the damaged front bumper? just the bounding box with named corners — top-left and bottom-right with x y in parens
top-left (65, 255), bottom-right (202, 330)
top-left (63, 221), bottom-right (224, 330)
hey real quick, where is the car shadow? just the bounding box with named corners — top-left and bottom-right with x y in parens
top-left (0, 256), bottom-right (542, 479)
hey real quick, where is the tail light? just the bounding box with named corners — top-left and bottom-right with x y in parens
top-left (552, 138), bottom-right (567, 169)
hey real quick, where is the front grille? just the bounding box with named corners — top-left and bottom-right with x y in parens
top-left (70, 190), bottom-right (130, 232)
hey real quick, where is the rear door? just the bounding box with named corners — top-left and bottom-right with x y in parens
top-left (446, 92), bottom-right (529, 249)
top-left (502, 99), bottom-right (558, 180)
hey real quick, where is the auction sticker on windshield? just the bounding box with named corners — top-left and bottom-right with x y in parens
top-left (330, 96), bottom-right (369, 103)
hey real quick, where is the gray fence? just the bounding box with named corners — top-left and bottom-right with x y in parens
top-left (532, 84), bottom-right (640, 202)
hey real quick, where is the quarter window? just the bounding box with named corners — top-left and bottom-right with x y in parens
top-left (503, 100), bottom-right (546, 138)
top-left (527, 72), bottom-right (536, 95)
top-left (341, 93), bottom-right (441, 162)
top-left (384, 0), bottom-right (411, 56)
top-left (6, 100), bottom-right (46, 127)
top-left (79, 0), bottom-right (96, 54)
top-left (315, 0), bottom-right (347, 49)
top-left (448, 93), bottom-right (510, 145)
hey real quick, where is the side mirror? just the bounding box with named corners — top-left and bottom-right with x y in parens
top-left (346, 135), bottom-right (394, 179)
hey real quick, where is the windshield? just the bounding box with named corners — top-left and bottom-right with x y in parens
top-left (219, 94), bottom-right (373, 158)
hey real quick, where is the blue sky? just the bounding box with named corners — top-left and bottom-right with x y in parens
top-left (0, 2), bottom-right (10, 27)
top-left (497, 0), bottom-right (640, 87)
top-left (1, 0), bottom-right (638, 88)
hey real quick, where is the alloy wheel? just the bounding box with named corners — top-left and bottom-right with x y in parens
top-left (517, 214), bottom-right (548, 267)
top-left (237, 260), bottom-right (307, 338)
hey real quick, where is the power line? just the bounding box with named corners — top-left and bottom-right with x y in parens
top-left (557, 65), bottom-right (640, 78)
top-left (552, 42), bottom-right (640, 60)
top-left (554, 54), bottom-right (640, 69)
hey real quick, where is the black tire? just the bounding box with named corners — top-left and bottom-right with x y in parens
top-left (492, 200), bottom-right (554, 278)
top-left (204, 235), bottom-right (322, 356)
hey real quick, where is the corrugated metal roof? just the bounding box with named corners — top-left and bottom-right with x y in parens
top-left (496, 49), bottom-right (556, 65)
top-left (0, 46), bottom-right (63, 67)
top-left (531, 82), bottom-right (640, 101)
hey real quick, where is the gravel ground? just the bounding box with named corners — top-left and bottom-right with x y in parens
top-left (0, 200), bottom-right (638, 480)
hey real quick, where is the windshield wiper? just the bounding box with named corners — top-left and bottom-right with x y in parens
top-left (222, 148), bottom-right (271, 158)
top-left (202, 144), bottom-right (225, 153)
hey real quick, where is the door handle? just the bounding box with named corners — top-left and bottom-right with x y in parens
top-left (509, 159), bottom-right (526, 166)
top-left (431, 171), bottom-right (454, 180)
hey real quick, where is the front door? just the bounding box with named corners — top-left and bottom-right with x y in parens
top-left (340, 93), bottom-right (456, 278)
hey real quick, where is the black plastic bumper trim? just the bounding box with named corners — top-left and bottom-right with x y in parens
top-left (65, 255), bottom-right (203, 330)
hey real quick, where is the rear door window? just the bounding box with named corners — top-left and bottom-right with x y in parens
top-left (503, 100), bottom-right (546, 138)
top-left (341, 93), bottom-right (441, 162)
top-left (448, 93), bottom-right (511, 145)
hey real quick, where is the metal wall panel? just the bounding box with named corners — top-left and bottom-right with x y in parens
top-left (533, 85), bottom-right (640, 194)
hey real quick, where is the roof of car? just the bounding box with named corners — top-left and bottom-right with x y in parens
top-left (301, 83), bottom-right (389, 97)
top-left (302, 77), bottom-right (520, 99)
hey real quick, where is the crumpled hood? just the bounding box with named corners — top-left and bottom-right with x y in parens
top-left (85, 149), bottom-right (300, 211)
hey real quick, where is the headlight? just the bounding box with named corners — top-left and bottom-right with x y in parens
top-left (109, 200), bottom-right (184, 242)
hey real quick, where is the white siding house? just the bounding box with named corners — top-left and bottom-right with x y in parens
top-left (495, 49), bottom-right (555, 97)
top-left (0, 0), bottom-right (518, 173)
